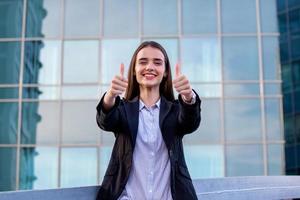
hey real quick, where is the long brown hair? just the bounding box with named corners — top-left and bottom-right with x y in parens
top-left (124, 41), bottom-right (175, 101)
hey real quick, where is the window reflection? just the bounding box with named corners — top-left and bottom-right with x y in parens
top-left (0, 87), bottom-right (18, 99)
top-left (265, 99), bottom-right (282, 140)
top-left (143, 0), bottom-right (177, 35)
top-left (182, 38), bottom-right (221, 82)
top-left (101, 39), bottom-right (140, 84)
top-left (224, 84), bottom-right (260, 96)
top-left (64, 0), bottom-right (100, 37)
top-left (223, 37), bottom-right (259, 80)
top-left (99, 146), bottom-right (113, 183)
top-left (184, 145), bottom-right (224, 178)
top-left (62, 85), bottom-right (100, 100)
top-left (0, 102), bottom-right (18, 144)
top-left (268, 144), bottom-right (283, 175)
top-left (61, 148), bottom-right (97, 187)
top-left (226, 144), bottom-right (264, 176)
top-left (63, 40), bottom-right (99, 84)
top-left (0, 147), bottom-right (16, 191)
top-left (260, 0), bottom-right (278, 33)
top-left (182, 0), bottom-right (217, 34)
top-left (0, 42), bottom-right (21, 84)
top-left (192, 84), bottom-right (221, 98)
top-left (221, 0), bottom-right (256, 33)
top-left (22, 87), bottom-right (60, 100)
top-left (225, 99), bottom-right (262, 141)
top-left (264, 83), bottom-right (281, 95)
top-left (262, 37), bottom-right (280, 80)
top-left (103, 0), bottom-right (138, 37)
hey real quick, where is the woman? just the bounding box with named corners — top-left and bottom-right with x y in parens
top-left (96, 41), bottom-right (201, 200)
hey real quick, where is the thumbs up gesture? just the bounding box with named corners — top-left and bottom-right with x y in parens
top-left (172, 63), bottom-right (193, 102)
top-left (105, 63), bottom-right (128, 100)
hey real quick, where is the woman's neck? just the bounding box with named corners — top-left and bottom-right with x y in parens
top-left (139, 87), bottom-right (160, 107)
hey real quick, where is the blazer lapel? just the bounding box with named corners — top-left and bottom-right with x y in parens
top-left (124, 97), bottom-right (139, 147)
top-left (159, 96), bottom-right (173, 149)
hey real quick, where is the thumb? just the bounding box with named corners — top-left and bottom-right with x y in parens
top-left (120, 63), bottom-right (125, 79)
top-left (175, 62), bottom-right (181, 78)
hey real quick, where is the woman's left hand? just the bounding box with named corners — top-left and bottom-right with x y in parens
top-left (172, 63), bottom-right (193, 102)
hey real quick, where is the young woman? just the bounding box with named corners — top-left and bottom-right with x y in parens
top-left (96, 41), bottom-right (201, 200)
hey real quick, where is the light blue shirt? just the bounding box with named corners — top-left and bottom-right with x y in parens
top-left (118, 98), bottom-right (172, 200)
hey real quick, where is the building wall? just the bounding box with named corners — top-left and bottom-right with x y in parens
top-left (0, 0), bottom-right (283, 191)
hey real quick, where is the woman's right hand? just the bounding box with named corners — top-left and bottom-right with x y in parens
top-left (103, 63), bottom-right (128, 109)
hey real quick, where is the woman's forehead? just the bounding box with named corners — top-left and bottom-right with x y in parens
top-left (136, 46), bottom-right (165, 60)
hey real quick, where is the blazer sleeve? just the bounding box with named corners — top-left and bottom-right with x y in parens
top-left (177, 90), bottom-right (201, 135)
top-left (96, 93), bottom-right (123, 133)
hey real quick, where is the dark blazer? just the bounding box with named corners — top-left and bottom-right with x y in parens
top-left (96, 92), bottom-right (201, 200)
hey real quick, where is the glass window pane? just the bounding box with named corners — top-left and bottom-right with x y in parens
top-left (184, 145), bottom-right (224, 178)
top-left (63, 40), bottom-right (99, 84)
top-left (184, 99), bottom-right (221, 143)
top-left (224, 84), bottom-right (260, 96)
top-left (268, 144), bottom-right (283, 175)
top-left (26, 0), bottom-right (62, 38)
top-left (19, 147), bottom-right (58, 190)
top-left (221, 0), bottom-right (256, 33)
top-left (0, 0), bottom-right (23, 38)
top-left (101, 39), bottom-right (140, 84)
top-left (61, 148), bottom-right (97, 187)
top-left (264, 83), bottom-right (281, 95)
top-left (99, 146), bottom-right (113, 182)
top-left (225, 99), bottom-right (262, 141)
top-left (142, 39), bottom-right (178, 69)
top-left (23, 40), bottom-right (61, 85)
top-left (0, 42), bottom-right (21, 84)
top-left (100, 130), bottom-right (115, 146)
top-left (64, 0), bottom-right (100, 37)
top-left (0, 102), bottom-right (18, 144)
top-left (104, 0), bottom-right (138, 37)
top-left (143, 0), bottom-right (177, 35)
top-left (260, 0), bottom-right (278, 32)
top-left (62, 85), bottom-right (100, 100)
top-left (265, 99), bottom-right (282, 140)
top-left (192, 84), bottom-right (221, 98)
top-left (0, 147), bottom-right (16, 191)
top-left (62, 101), bottom-right (100, 144)
top-left (0, 87), bottom-right (18, 99)
top-left (262, 37), bottom-right (280, 80)
top-left (226, 144), bottom-right (264, 176)
top-left (21, 102), bottom-right (60, 144)
top-left (22, 87), bottom-right (60, 100)
top-left (223, 37), bottom-right (259, 80)
top-left (277, 0), bottom-right (286, 12)
top-left (182, 0), bottom-right (217, 34)
top-left (182, 38), bottom-right (221, 82)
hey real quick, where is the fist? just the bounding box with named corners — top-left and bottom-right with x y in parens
top-left (107, 63), bottom-right (128, 99)
top-left (172, 63), bottom-right (193, 101)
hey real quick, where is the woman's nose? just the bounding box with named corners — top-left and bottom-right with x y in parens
top-left (145, 63), bottom-right (154, 70)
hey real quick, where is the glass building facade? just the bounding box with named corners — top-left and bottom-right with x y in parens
top-left (277, 0), bottom-right (300, 175)
top-left (0, 0), bottom-right (283, 191)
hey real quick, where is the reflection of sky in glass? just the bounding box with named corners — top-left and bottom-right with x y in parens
top-left (224, 84), bottom-right (260, 96)
top-left (226, 144), bottom-right (263, 176)
top-left (61, 148), bottom-right (97, 187)
top-left (265, 99), bottom-right (281, 140)
top-left (192, 84), bottom-right (221, 98)
top-left (263, 37), bottom-right (280, 80)
top-left (182, 38), bottom-right (221, 82)
top-left (260, 0), bottom-right (278, 33)
top-left (99, 146), bottom-right (113, 183)
top-left (184, 145), bottom-right (224, 178)
top-left (268, 144), bottom-right (283, 175)
top-left (33, 147), bottom-right (58, 189)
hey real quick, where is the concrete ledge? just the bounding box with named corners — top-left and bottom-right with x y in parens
top-left (0, 176), bottom-right (300, 199)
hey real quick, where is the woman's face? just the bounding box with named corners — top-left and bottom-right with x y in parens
top-left (135, 46), bottom-right (166, 89)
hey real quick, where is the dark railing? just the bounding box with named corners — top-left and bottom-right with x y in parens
top-left (0, 176), bottom-right (300, 200)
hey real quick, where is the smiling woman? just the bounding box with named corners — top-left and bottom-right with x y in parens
top-left (96, 41), bottom-right (201, 200)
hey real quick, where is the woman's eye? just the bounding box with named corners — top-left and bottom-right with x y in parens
top-left (154, 62), bottom-right (162, 66)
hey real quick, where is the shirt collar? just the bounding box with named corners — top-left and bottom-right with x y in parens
top-left (139, 98), bottom-right (161, 111)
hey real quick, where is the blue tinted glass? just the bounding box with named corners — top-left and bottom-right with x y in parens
top-left (260, 0), bottom-right (278, 32)
top-left (99, 146), bottom-right (113, 182)
top-left (63, 40), bottom-right (99, 84)
top-left (182, 38), bottom-right (221, 82)
top-left (224, 84), bottom-right (260, 96)
top-left (26, 0), bottom-right (62, 38)
top-left (0, 0), bottom-right (23, 38)
top-left (268, 144), bottom-right (283, 175)
top-left (288, 0), bottom-right (300, 8)
top-left (182, 0), bottom-right (217, 34)
top-left (289, 9), bottom-right (300, 36)
top-left (64, 0), bottom-right (100, 37)
top-left (0, 87), bottom-right (18, 99)
top-left (23, 41), bottom-right (61, 85)
top-left (263, 37), bottom-right (280, 80)
top-left (277, 0), bottom-right (286, 12)
top-left (0, 42), bottom-right (21, 84)
top-left (265, 99), bottom-right (282, 140)
top-left (0, 102), bottom-right (18, 144)
top-left (192, 84), bottom-right (221, 98)
top-left (291, 37), bottom-right (300, 59)
top-left (223, 37), bottom-right (259, 80)
top-left (104, 0), bottom-right (138, 37)
top-left (293, 61), bottom-right (300, 85)
top-left (278, 14), bottom-right (288, 35)
top-left (21, 102), bottom-right (60, 145)
top-left (143, 0), bottom-right (177, 35)
top-left (282, 64), bottom-right (293, 93)
top-left (226, 144), bottom-right (264, 176)
top-left (22, 87), bottom-right (60, 100)
top-left (280, 41), bottom-right (289, 63)
top-left (264, 83), bottom-right (281, 95)
top-left (225, 99), bottom-right (262, 141)
top-left (0, 147), bottom-right (17, 191)
top-left (101, 39), bottom-right (139, 84)
top-left (184, 99), bottom-right (221, 143)
top-left (284, 116), bottom-right (295, 144)
top-left (19, 147), bottom-right (58, 190)
top-left (61, 148), bottom-right (97, 187)
top-left (221, 0), bottom-right (256, 33)
top-left (184, 145), bottom-right (224, 178)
